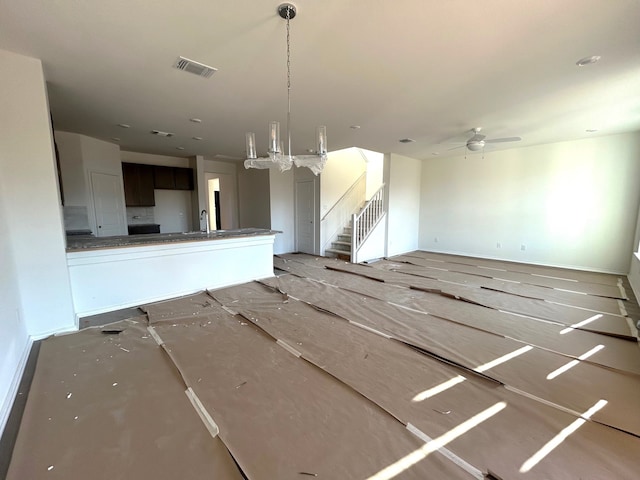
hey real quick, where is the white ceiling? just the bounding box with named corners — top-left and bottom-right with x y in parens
top-left (1, 0), bottom-right (639, 160)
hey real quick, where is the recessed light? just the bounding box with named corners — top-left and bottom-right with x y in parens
top-left (117, 123), bottom-right (130, 128)
top-left (350, 125), bottom-right (361, 129)
top-left (189, 118), bottom-right (202, 123)
top-left (586, 129), bottom-right (598, 133)
top-left (576, 55), bottom-right (601, 66)
top-left (399, 138), bottom-right (415, 143)
top-left (176, 146), bottom-right (185, 150)
top-left (192, 136), bottom-right (203, 140)
top-left (111, 137), bottom-right (121, 142)
top-left (431, 152), bottom-right (439, 156)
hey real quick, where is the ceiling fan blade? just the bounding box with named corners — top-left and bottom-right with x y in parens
top-left (447, 145), bottom-right (466, 151)
top-left (485, 136), bottom-right (522, 144)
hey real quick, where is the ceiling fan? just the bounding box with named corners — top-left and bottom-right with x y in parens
top-left (449, 128), bottom-right (521, 151)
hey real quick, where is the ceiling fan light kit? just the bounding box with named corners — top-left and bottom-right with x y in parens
top-left (244, 3), bottom-right (328, 175)
top-left (447, 127), bottom-right (522, 154)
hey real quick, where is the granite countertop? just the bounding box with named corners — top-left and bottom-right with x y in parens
top-left (66, 228), bottom-right (280, 252)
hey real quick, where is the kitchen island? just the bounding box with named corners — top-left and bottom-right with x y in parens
top-left (66, 228), bottom-right (278, 321)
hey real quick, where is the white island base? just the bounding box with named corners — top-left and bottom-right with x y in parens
top-left (66, 232), bottom-right (276, 322)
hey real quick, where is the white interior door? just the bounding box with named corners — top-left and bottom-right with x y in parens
top-left (91, 171), bottom-right (126, 237)
top-left (296, 180), bottom-right (315, 253)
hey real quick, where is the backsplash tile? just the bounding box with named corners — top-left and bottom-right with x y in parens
top-left (127, 207), bottom-right (155, 225)
top-left (63, 206), bottom-right (90, 230)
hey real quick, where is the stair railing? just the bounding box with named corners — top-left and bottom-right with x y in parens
top-left (351, 183), bottom-right (386, 260)
top-left (320, 172), bottom-right (366, 255)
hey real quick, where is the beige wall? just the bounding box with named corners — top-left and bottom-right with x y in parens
top-left (237, 168), bottom-right (271, 229)
top-left (269, 168), bottom-right (295, 254)
top-left (419, 132), bottom-right (640, 273)
top-left (385, 153), bottom-right (422, 257)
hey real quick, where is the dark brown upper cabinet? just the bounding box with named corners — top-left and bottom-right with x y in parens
top-left (153, 166), bottom-right (175, 189)
top-left (173, 167), bottom-right (194, 190)
top-left (122, 163), bottom-right (155, 206)
top-left (152, 166), bottom-right (194, 191)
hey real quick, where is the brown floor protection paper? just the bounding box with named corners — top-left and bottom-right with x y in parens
top-left (390, 254), bottom-right (626, 299)
top-left (274, 256), bottom-right (640, 375)
top-left (323, 261), bottom-right (633, 339)
top-left (150, 300), bottom-right (471, 480)
top-left (380, 257), bottom-right (623, 315)
top-left (261, 273), bottom-right (640, 437)
top-left (8, 252), bottom-right (639, 480)
top-left (399, 251), bottom-right (623, 287)
top-left (6, 319), bottom-right (244, 480)
top-left (210, 280), bottom-right (640, 479)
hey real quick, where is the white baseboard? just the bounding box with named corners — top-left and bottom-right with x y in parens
top-left (0, 336), bottom-right (33, 438)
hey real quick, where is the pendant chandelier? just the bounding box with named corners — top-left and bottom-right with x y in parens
top-left (244, 3), bottom-right (328, 176)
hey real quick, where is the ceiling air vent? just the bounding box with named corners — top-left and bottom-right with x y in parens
top-left (151, 130), bottom-right (174, 137)
top-left (174, 56), bottom-right (217, 78)
top-left (399, 138), bottom-right (416, 143)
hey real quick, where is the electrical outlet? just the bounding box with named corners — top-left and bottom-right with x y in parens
top-left (496, 242), bottom-right (501, 249)
top-left (434, 237), bottom-right (438, 243)
top-left (521, 244), bottom-right (526, 251)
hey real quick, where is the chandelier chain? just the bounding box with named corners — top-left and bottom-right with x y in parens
top-left (285, 5), bottom-right (292, 156)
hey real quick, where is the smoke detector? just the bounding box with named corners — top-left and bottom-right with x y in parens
top-left (174, 56), bottom-right (218, 78)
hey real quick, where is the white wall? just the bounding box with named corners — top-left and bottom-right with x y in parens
top-left (238, 168), bottom-right (271, 229)
top-left (0, 179), bottom-right (30, 435)
top-left (121, 151), bottom-right (189, 168)
top-left (0, 49), bottom-right (76, 432)
top-left (154, 190), bottom-right (193, 233)
top-left (269, 169), bottom-right (295, 254)
top-left (419, 133), bottom-right (640, 273)
top-left (320, 147), bottom-right (367, 218)
top-left (385, 153), bottom-right (422, 257)
top-left (55, 131), bottom-right (87, 206)
top-left (362, 148), bottom-right (385, 198)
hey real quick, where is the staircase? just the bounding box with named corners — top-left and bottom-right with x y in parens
top-left (325, 224), bottom-right (353, 260)
top-left (325, 183), bottom-right (386, 262)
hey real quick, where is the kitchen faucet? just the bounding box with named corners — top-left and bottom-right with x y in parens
top-left (200, 209), bottom-right (210, 234)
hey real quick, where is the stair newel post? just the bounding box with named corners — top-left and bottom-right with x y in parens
top-left (351, 212), bottom-right (357, 262)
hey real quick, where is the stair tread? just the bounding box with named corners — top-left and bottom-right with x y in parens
top-left (326, 247), bottom-right (350, 253)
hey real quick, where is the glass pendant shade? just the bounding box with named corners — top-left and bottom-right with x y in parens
top-left (245, 132), bottom-right (257, 159)
top-left (269, 121), bottom-right (281, 154)
top-left (317, 126), bottom-right (327, 154)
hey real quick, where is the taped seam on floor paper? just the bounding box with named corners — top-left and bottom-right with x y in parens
top-left (221, 305), bottom-right (238, 316)
top-left (617, 280), bottom-right (628, 300)
top-left (548, 301), bottom-right (623, 318)
top-left (185, 387), bottom-right (219, 439)
top-left (147, 326), bottom-right (164, 346)
top-left (276, 339), bottom-right (301, 358)
top-left (504, 385), bottom-right (581, 418)
top-left (406, 423), bottom-right (483, 479)
top-left (617, 300), bottom-right (628, 317)
top-left (348, 321), bottom-right (392, 339)
top-left (625, 317), bottom-right (638, 339)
